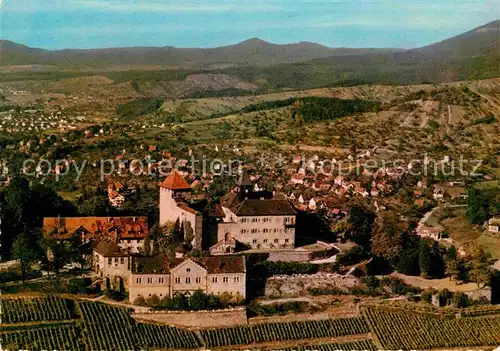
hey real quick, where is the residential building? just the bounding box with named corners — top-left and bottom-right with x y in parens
top-left (487, 218), bottom-right (500, 233)
top-left (43, 216), bottom-right (148, 254)
top-left (128, 255), bottom-right (246, 303)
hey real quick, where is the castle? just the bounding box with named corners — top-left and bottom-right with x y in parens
top-left (211, 169), bottom-right (297, 253)
top-left (159, 170), bottom-right (203, 249)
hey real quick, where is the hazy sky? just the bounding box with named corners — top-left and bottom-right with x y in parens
top-left (1, 0), bottom-right (499, 49)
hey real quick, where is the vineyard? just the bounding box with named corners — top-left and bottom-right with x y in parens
top-left (200, 317), bottom-right (369, 348)
top-left (363, 306), bottom-right (500, 349)
top-left (3, 296), bottom-right (500, 350)
top-left (268, 339), bottom-right (378, 351)
top-left (136, 322), bottom-right (201, 349)
top-left (0, 323), bottom-right (83, 350)
top-left (0, 296), bottom-right (76, 323)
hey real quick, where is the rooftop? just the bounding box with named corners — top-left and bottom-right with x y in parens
top-left (159, 170), bottom-right (191, 190)
top-left (43, 216), bottom-right (148, 240)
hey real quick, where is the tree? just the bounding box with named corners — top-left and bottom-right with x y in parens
top-left (445, 259), bottom-right (460, 282)
top-left (467, 245), bottom-right (491, 288)
top-left (78, 196), bottom-right (111, 216)
top-left (371, 211), bottom-right (406, 265)
top-left (397, 247), bottom-right (420, 276)
top-left (172, 218), bottom-right (183, 245)
top-left (452, 292), bottom-right (469, 308)
top-left (172, 294), bottom-right (188, 310)
top-left (12, 231), bottom-right (40, 282)
top-left (419, 240), bottom-right (433, 278)
top-left (346, 204), bottom-right (375, 251)
top-left (467, 188), bottom-right (488, 225)
top-left (189, 290), bottom-right (208, 310)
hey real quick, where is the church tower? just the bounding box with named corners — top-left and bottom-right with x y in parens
top-left (236, 168), bottom-right (253, 201)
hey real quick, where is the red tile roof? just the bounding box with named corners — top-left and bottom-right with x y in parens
top-left (43, 216), bottom-right (148, 241)
top-left (159, 170), bottom-right (191, 190)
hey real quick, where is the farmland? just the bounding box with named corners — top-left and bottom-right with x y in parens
top-left (362, 306), bottom-right (500, 349)
top-left (0, 296), bottom-right (76, 323)
top-left (2, 296), bottom-right (500, 350)
top-left (200, 316), bottom-right (369, 348)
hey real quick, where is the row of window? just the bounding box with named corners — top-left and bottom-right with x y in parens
top-left (252, 239), bottom-right (290, 244)
top-left (107, 257), bottom-right (126, 266)
top-left (240, 216), bottom-right (294, 224)
top-left (135, 276), bottom-right (241, 284)
top-left (241, 228), bottom-right (293, 234)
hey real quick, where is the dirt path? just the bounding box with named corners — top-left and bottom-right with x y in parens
top-left (390, 272), bottom-right (479, 292)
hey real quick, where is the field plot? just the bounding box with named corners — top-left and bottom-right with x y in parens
top-left (0, 296), bottom-right (76, 324)
top-left (0, 323), bottom-right (83, 350)
top-left (271, 339), bottom-right (378, 351)
top-left (135, 322), bottom-right (201, 349)
top-left (200, 316), bottom-right (369, 348)
top-left (362, 306), bottom-right (500, 349)
top-left (78, 301), bottom-right (138, 350)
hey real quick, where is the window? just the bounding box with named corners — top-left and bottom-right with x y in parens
top-left (252, 218), bottom-right (258, 223)
top-left (274, 239), bottom-right (279, 243)
top-left (114, 258), bottom-right (118, 263)
top-left (273, 229), bottom-right (278, 233)
top-left (136, 278), bottom-right (142, 284)
top-left (147, 278), bottom-right (152, 284)
top-left (285, 239), bottom-right (289, 243)
top-left (234, 277), bottom-right (240, 283)
top-left (241, 218), bottom-right (247, 223)
top-left (223, 277), bottom-right (229, 283)
top-left (186, 277), bottom-right (191, 284)
top-left (212, 277), bottom-right (218, 283)
top-left (251, 229), bottom-right (257, 234)
top-left (195, 277), bottom-right (201, 284)
top-left (263, 228), bottom-right (269, 233)
top-left (159, 277), bottom-right (164, 284)
top-left (252, 239), bottom-right (257, 244)
top-left (186, 268), bottom-right (191, 273)
top-left (108, 258), bottom-right (112, 265)
top-left (241, 229), bottom-right (247, 234)
top-left (263, 239), bottom-right (268, 243)
top-left (175, 278), bottom-right (181, 284)
top-left (120, 258), bottom-right (124, 264)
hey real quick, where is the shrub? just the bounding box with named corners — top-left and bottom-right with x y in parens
top-left (337, 245), bottom-right (369, 266)
top-left (134, 296), bottom-right (147, 306)
top-left (146, 294), bottom-right (161, 307)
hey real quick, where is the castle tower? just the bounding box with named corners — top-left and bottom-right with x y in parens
top-left (159, 170), bottom-right (191, 226)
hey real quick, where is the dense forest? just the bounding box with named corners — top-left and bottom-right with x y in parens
top-left (290, 97), bottom-right (381, 124)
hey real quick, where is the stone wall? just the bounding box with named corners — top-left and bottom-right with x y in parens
top-left (132, 307), bottom-right (247, 328)
top-left (464, 288), bottom-right (492, 302)
top-left (264, 273), bottom-right (360, 297)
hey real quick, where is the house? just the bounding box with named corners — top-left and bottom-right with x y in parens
top-left (417, 226), bottom-right (441, 240)
top-left (93, 239), bottom-right (130, 290)
top-left (217, 169), bottom-right (297, 250)
top-left (159, 171), bottom-right (202, 249)
top-left (433, 186), bottom-right (445, 200)
top-left (128, 255), bottom-right (246, 303)
top-left (43, 216), bottom-right (148, 254)
top-left (486, 218), bottom-right (500, 233)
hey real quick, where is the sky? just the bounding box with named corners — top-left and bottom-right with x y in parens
top-left (1, 0), bottom-right (499, 50)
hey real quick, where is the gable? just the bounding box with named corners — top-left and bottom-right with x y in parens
top-left (170, 259), bottom-right (207, 276)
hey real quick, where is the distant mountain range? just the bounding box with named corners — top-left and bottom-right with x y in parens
top-left (0, 37), bottom-right (401, 68)
top-left (0, 20), bottom-right (498, 87)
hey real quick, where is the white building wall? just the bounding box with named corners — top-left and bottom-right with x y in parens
top-left (207, 273), bottom-right (246, 299)
top-left (218, 211), bottom-right (296, 249)
top-left (129, 273), bottom-right (171, 302)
